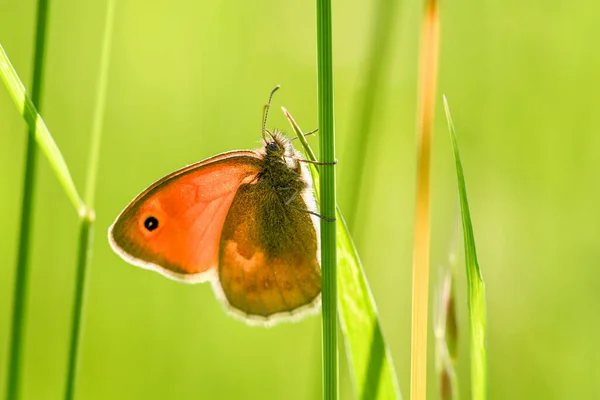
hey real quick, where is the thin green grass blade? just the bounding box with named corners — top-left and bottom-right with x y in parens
top-left (342, 0), bottom-right (399, 230)
top-left (64, 211), bottom-right (94, 400)
top-left (65, 1), bottom-right (115, 398)
top-left (443, 96), bottom-right (488, 400)
top-left (83, 0), bottom-right (114, 210)
top-left (316, 0), bottom-right (338, 398)
top-left (285, 110), bottom-right (402, 400)
top-left (0, 43), bottom-right (85, 214)
top-left (4, 1), bottom-right (49, 398)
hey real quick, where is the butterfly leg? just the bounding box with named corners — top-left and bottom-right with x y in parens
top-left (296, 158), bottom-right (338, 166)
top-left (290, 128), bottom-right (318, 141)
top-left (284, 190), bottom-right (336, 222)
top-left (284, 189), bottom-right (300, 205)
top-left (292, 207), bottom-right (336, 223)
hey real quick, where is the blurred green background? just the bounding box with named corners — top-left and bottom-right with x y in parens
top-left (1, 0), bottom-right (599, 399)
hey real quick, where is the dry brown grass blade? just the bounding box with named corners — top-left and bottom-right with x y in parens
top-left (410, 0), bottom-right (440, 399)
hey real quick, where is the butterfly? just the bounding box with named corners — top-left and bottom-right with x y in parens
top-left (108, 86), bottom-right (327, 326)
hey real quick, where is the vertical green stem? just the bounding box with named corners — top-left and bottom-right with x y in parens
top-left (316, 0), bottom-right (338, 399)
top-left (5, 1), bottom-right (50, 399)
top-left (64, 213), bottom-right (94, 400)
top-left (83, 0), bottom-right (114, 209)
top-left (64, 1), bottom-right (114, 398)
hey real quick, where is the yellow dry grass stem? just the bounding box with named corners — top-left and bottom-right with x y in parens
top-left (410, 0), bottom-right (440, 399)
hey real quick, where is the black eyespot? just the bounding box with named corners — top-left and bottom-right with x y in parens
top-left (267, 141), bottom-right (279, 152)
top-left (144, 216), bottom-right (159, 231)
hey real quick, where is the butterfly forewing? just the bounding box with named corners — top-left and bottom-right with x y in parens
top-left (109, 152), bottom-right (263, 282)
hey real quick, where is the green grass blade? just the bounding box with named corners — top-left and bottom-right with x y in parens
top-left (83, 0), bottom-right (114, 209)
top-left (65, 1), bottom-right (114, 398)
top-left (285, 110), bottom-right (402, 400)
top-left (316, 0), bottom-right (338, 398)
top-left (336, 213), bottom-right (401, 400)
top-left (4, 1), bottom-right (49, 398)
top-left (0, 43), bottom-right (85, 214)
top-left (342, 0), bottom-right (399, 230)
top-left (443, 96), bottom-right (488, 400)
top-left (64, 212), bottom-right (95, 400)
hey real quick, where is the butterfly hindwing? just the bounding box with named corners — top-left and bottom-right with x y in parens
top-left (216, 175), bottom-right (321, 324)
top-left (109, 151), bottom-right (263, 282)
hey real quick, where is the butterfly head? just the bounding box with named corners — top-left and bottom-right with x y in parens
top-left (263, 130), bottom-right (296, 162)
top-left (261, 86), bottom-right (295, 162)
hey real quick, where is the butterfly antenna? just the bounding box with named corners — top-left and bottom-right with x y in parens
top-left (262, 85), bottom-right (280, 141)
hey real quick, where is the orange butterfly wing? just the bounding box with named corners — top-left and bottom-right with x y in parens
top-left (108, 151), bottom-right (263, 282)
top-left (215, 177), bottom-right (322, 325)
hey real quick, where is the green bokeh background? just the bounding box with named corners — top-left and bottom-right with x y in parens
top-left (1, 0), bottom-right (599, 399)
